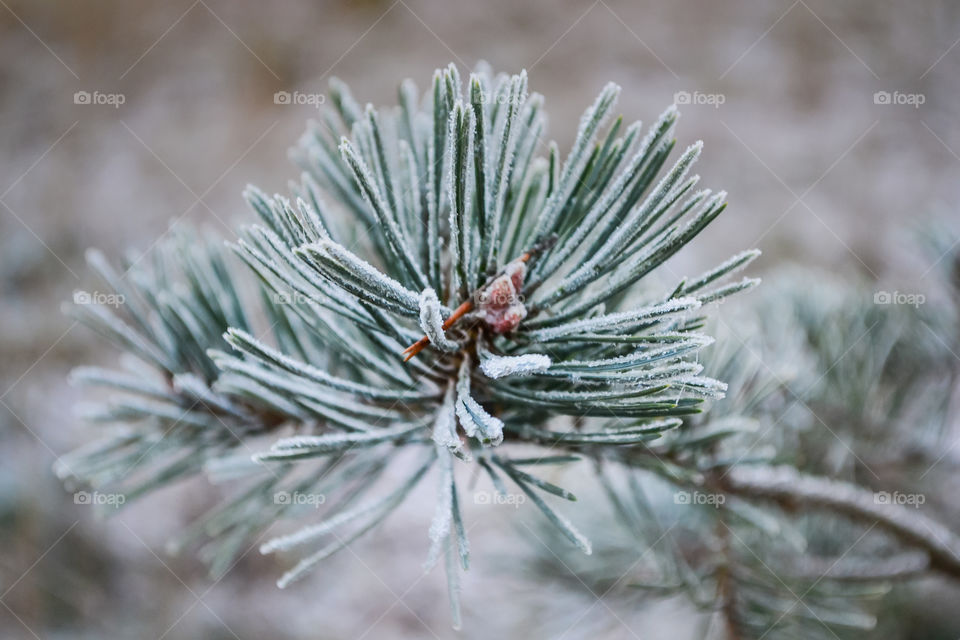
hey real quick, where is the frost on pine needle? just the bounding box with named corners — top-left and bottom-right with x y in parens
top-left (455, 355), bottom-right (505, 446)
top-left (419, 288), bottom-right (460, 352)
top-left (479, 352), bottom-right (552, 380)
top-left (425, 447), bottom-right (455, 570)
top-left (524, 296), bottom-right (702, 342)
top-left (58, 62), bottom-right (765, 628)
top-left (431, 382), bottom-right (468, 459)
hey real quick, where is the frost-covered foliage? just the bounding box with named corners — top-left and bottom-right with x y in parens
top-left (58, 62), bottom-right (763, 627)
top-left (520, 236), bottom-right (960, 639)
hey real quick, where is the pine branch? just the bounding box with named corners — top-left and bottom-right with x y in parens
top-left (59, 61), bottom-right (765, 628)
top-left (720, 465), bottom-right (960, 580)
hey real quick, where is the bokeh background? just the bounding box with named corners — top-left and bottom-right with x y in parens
top-left (2, 0), bottom-right (959, 638)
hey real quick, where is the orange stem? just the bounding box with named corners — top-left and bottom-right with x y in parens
top-left (402, 299), bottom-right (473, 361)
top-left (402, 252), bottom-right (533, 362)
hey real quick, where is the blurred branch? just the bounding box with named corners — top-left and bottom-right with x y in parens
top-left (720, 465), bottom-right (960, 580)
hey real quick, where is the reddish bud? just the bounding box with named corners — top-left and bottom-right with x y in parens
top-left (477, 260), bottom-right (527, 333)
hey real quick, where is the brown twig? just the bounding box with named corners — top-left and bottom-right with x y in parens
top-left (401, 240), bottom-right (554, 362)
top-left (719, 465), bottom-right (960, 581)
top-left (402, 299), bottom-right (475, 361)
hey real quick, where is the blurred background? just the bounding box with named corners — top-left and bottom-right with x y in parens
top-left (2, 0), bottom-right (959, 638)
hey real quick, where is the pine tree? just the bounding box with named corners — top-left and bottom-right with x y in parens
top-left (57, 63), bottom-right (960, 635)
